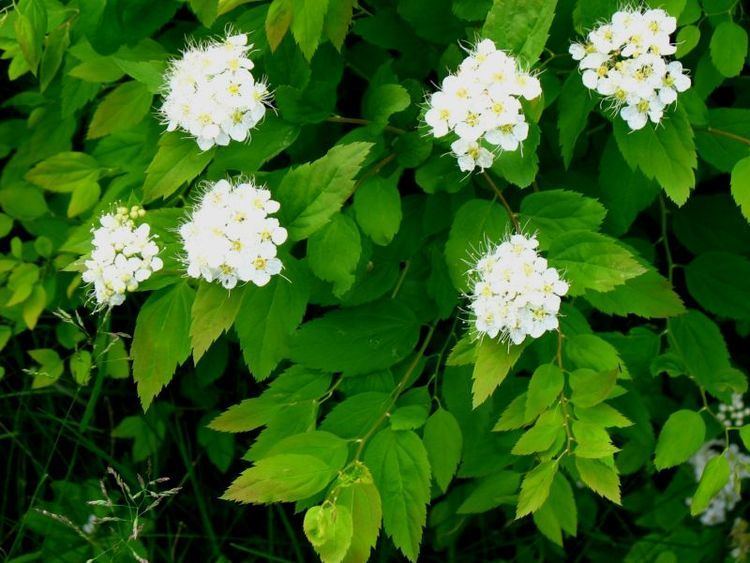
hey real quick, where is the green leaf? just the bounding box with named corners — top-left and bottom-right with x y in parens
top-left (197, 421), bottom-right (234, 472)
top-left (472, 338), bottom-right (524, 407)
top-left (445, 199), bottom-right (508, 292)
top-left (558, 73), bottom-right (597, 167)
top-left (363, 84), bottom-right (410, 129)
top-left (87, 81), bottom-right (153, 139)
top-left (132, 283), bottom-right (195, 410)
top-left (613, 104), bottom-right (696, 205)
top-left (308, 213), bottom-right (361, 296)
top-left (39, 23), bottom-right (70, 91)
top-left (235, 259), bottom-right (310, 380)
top-left (337, 463), bottom-right (382, 563)
top-left (353, 175), bottom-right (402, 246)
top-left (525, 364), bottom-right (564, 421)
top-left (482, 0), bottom-right (558, 65)
top-left (695, 109), bottom-right (750, 173)
top-left (709, 21), bottom-right (748, 78)
top-left (573, 421), bottom-right (618, 458)
top-left (143, 132), bottom-right (215, 202)
top-left (70, 350), bottom-right (92, 386)
top-left (289, 301), bottom-right (420, 376)
top-left (575, 457), bottom-right (621, 504)
top-left (519, 189), bottom-right (606, 248)
top-left (266, 0), bottom-right (295, 50)
top-left (25, 151), bottom-right (100, 193)
top-left (668, 310), bottom-right (730, 389)
top-left (321, 392), bottom-right (391, 438)
top-left (422, 408), bottom-right (462, 492)
top-left (112, 403), bottom-right (171, 462)
top-left (324, 0), bottom-right (355, 50)
top-left (457, 471), bottom-right (520, 514)
top-left (14, 0), bottom-right (47, 74)
top-left (731, 156), bottom-right (750, 221)
top-left (533, 472), bottom-right (577, 545)
top-left (291, 0), bottom-right (330, 60)
top-left (740, 426), bottom-right (750, 451)
top-left (493, 392), bottom-right (528, 431)
top-left (222, 454), bottom-right (339, 503)
top-left (491, 122), bottom-right (541, 187)
top-left (188, 0), bottom-right (218, 27)
top-left (547, 231), bottom-right (646, 295)
top-left (512, 408), bottom-right (564, 455)
top-left (304, 504), bottom-right (354, 563)
top-left (575, 403), bottom-right (632, 428)
top-left (685, 251), bottom-right (750, 319)
top-left (516, 459), bottom-right (558, 519)
top-left (675, 25), bottom-right (700, 58)
top-left (190, 281), bottom-right (245, 363)
top-left (364, 429), bottom-right (430, 562)
top-left (569, 368), bottom-right (617, 408)
top-left (565, 334), bottom-right (624, 374)
top-left (67, 180), bottom-right (100, 217)
top-left (210, 367), bottom-right (331, 432)
top-left (277, 142), bottom-right (373, 240)
top-left (585, 268), bottom-right (686, 319)
top-left (690, 454), bottom-right (730, 516)
top-left (654, 410), bottom-right (706, 470)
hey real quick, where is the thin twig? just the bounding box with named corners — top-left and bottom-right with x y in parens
top-left (326, 115), bottom-right (406, 135)
top-left (482, 171), bottom-right (521, 232)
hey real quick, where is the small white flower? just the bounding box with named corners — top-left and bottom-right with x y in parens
top-left (160, 32), bottom-right (271, 150)
top-left (180, 178), bottom-right (287, 289)
top-left (424, 39), bottom-right (540, 172)
top-left (570, 7), bottom-right (688, 130)
top-left (468, 233), bottom-right (568, 344)
top-left (83, 206), bottom-right (163, 310)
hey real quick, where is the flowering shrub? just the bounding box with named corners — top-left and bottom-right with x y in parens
top-left (1, 1), bottom-right (750, 562)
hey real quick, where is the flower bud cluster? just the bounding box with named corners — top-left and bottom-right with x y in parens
top-left (179, 178), bottom-right (287, 289)
top-left (160, 33), bottom-right (270, 151)
top-left (569, 7), bottom-right (690, 130)
top-left (82, 206), bottom-right (163, 309)
top-left (718, 394), bottom-right (750, 428)
top-left (468, 234), bottom-right (568, 344)
top-left (425, 39), bottom-right (541, 173)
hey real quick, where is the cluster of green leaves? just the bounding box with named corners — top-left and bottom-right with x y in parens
top-left (2, 0), bottom-right (750, 561)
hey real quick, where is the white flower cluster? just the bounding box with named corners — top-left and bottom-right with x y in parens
top-left (688, 441), bottom-right (750, 526)
top-left (82, 206), bottom-right (163, 310)
top-left (569, 7), bottom-right (690, 130)
top-left (160, 33), bottom-right (270, 151)
top-left (425, 39), bottom-right (541, 173)
top-left (468, 234), bottom-right (568, 344)
top-left (718, 394), bottom-right (750, 428)
top-left (180, 178), bottom-right (287, 289)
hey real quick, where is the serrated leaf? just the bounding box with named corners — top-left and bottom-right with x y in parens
top-left (558, 73), bottom-right (597, 167)
top-left (516, 460), bottom-right (558, 518)
top-left (266, 0), bottom-right (294, 51)
top-left (709, 22), bottom-right (748, 78)
top-left (223, 454), bottom-right (339, 503)
top-left (445, 199), bottom-right (509, 292)
top-left (143, 132), bottom-right (215, 202)
top-left (353, 175), bottom-right (403, 246)
top-left (290, 301), bottom-right (420, 376)
top-left (338, 464), bottom-right (382, 563)
top-left (585, 268), bottom-right (686, 319)
top-left (291, 0), bottom-right (330, 60)
top-left (512, 408), bottom-right (563, 455)
top-left (613, 104), bottom-right (696, 205)
top-left (690, 454), bottom-right (730, 516)
top-left (483, 0), bottom-right (558, 65)
top-left (87, 81), bottom-right (153, 139)
top-left (277, 142), bottom-right (372, 240)
top-left (525, 364), bottom-right (564, 421)
top-left (654, 409), bottom-right (705, 470)
top-left (519, 189), bottom-right (606, 248)
top-left (668, 310), bottom-right (730, 389)
top-left (575, 457), bottom-right (621, 504)
top-left (304, 504), bottom-right (354, 563)
top-left (573, 420), bottom-right (618, 458)
top-left (132, 283), bottom-right (194, 410)
top-left (190, 281), bottom-right (244, 363)
top-left (235, 259), bottom-right (310, 379)
top-left (25, 151), bottom-right (100, 193)
top-left (363, 84), bottom-right (410, 129)
top-left (569, 368), bottom-right (617, 408)
top-left (731, 156), bottom-right (750, 221)
top-left (548, 231), bottom-right (646, 295)
top-left (472, 338), bottom-right (524, 407)
top-left (364, 429), bottom-right (430, 562)
top-left (308, 213), bottom-right (361, 296)
top-left (422, 409), bottom-right (462, 492)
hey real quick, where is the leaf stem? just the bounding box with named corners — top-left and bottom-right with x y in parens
top-left (695, 125), bottom-right (750, 146)
top-left (658, 196), bottom-right (675, 283)
top-left (353, 323), bottom-right (438, 460)
top-left (482, 171), bottom-right (521, 232)
top-left (326, 115), bottom-right (407, 135)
